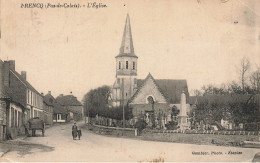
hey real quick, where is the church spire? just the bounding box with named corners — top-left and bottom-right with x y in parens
top-left (117, 14), bottom-right (137, 58)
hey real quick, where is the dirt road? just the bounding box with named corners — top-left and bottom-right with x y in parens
top-left (1, 121), bottom-right (259, 162)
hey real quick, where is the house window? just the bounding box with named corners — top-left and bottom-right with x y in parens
top-left (119, 62), bottom-right (121, 69)
top-left (18, 111), bottom-right (22, 127)
top-left (15, 110), bottom-right (17, 127)
top-left (31, 91), bottom-right (33, 105)
top-left (27, 90), bottom-right (29, 104)
top-left (133, 62), bottom-right (135, 70)
top-left (34, 110), bottom-right (37, 118)
top-left (11, 107), bottom-right (14, 127)
top-left (126, 61), bottom-right (128, 69)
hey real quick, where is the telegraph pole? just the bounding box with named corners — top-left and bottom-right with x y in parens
top-left (122, 78), bottom-right (125, 135)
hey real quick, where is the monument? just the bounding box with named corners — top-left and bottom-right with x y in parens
top-left (178, 91), bottom-right (190, 131)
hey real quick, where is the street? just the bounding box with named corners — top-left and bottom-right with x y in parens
top-left (1, 121), bottom-right (259, 162)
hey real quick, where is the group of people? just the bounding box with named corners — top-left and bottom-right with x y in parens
top-left (72, 122), bottom-right (82, 140)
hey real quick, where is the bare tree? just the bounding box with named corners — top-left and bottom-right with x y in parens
top-left (250, 66), bottom-right (260, 93)
top-left (239, 57), bottom-right (250, 93)
top-left (192, 89), bottom-right (203, 96)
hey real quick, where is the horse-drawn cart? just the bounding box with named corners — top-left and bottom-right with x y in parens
top-left (26, 117), bottom-right (45, 137)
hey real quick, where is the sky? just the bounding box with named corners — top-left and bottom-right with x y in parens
top-left (0, 0), bottom-right (260, 101)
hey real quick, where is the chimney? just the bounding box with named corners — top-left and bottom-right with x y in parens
top-left (21, 71), bottom-right (26, 80)
top-left (8, 60), bottom-right (15, 71)
top-left (41, 92), bottom-right (44, 96)
top-left (48, 91), bottom-right (51, 95)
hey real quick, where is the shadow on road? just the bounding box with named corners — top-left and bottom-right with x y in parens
top-left (0, 140), bottom-right (54, 157)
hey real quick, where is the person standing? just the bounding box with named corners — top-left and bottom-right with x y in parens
top-left (77, 127), bottom-right (82, 140)
top-left (72, 123), bottom-right (78, 140)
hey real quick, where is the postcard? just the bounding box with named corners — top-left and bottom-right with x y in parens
top-left (0, 0), bottom-right (259, 162)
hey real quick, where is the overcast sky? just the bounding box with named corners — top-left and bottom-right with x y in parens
top-left (0, 0), bottom-right (260, 101)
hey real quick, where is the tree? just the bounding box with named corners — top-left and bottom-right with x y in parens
top-left (192, 89), bottom-right (203, 96)
top-left (239, 57), bottom-right (250, 93)
top-left (201, 84), bottom-right (229, 96)
top-left (250, 67), bottom-right (260, 93)
top-left (227, 81), bottom-right (243, 94)
top-left (82, 85), bottom-right (111, 117)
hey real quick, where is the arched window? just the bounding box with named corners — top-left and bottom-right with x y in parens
top-left (119, 62), bottom-right (121, 69)
top-left (147, 96), bottom-right (154, 104)
top-left (133, 62), bottom-right (135, 70)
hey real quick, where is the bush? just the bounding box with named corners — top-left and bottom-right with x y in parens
top-left (134, 120), bottom-right (147, 132)
top-left (165, 121), bottom-right (178, 130)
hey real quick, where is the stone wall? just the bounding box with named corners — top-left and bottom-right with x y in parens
top-left (89, 124), bottom-right (137, 137)
top-left (141, 129), bottom-right (260, 147)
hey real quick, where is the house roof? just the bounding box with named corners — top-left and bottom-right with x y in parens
top-left (0, 87), bottom-right (10, 99)
top-left (130, 73), bottom-right (189, 104)
top-left (56, 95), bottom-right (82, 106)
top-left (44, 93), bottom-right (55, 106)
top-left (53, 102), bottom-right (68, 114)
top-left (10, 69), bottom-right (42, 96)
top-left (3, 86), bottom-right (27, 107)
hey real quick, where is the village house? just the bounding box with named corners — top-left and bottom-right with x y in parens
top-left (53, 102), bottom-right (69, 123)
top-left (1, 60), bottom-right (44, 139)
top-left (43, 91), bottom-right (54, 125)
top-left (110, 14), bottom-right (191, 128)
top-left (0, 59), bottom-right (8, 140)
top-left (56, 94), bottom-right (83, 121)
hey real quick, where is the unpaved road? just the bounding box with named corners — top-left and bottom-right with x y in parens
top-left (1, 121), bottom-right (259, 162)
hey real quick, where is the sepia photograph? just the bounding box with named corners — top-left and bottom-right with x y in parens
top-left (0, 0), bottom-right (260, 162)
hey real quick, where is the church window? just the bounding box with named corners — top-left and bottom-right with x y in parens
top-left (147, 96), bottom-right (154, 104)
top-left (126, 93), bottom-right (127, 97)
top-left (119, 62), bottom-right (121, 69)
top-left (126, 61), bottom-right (128, 69)
top-left (133, 62), bottom-right (135, 70)
top-left (134, 78), bottom-right (137, 84)
top-left (117, 78), bottom-right (120, 84)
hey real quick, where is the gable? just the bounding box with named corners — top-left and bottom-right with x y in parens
top-left (135, 76), bottom-right (189, 104)
top-left (130, 76), bottom-right (167, 104)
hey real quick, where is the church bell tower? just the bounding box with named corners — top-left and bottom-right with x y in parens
top-left (112, 14), bottom-right (138, 107)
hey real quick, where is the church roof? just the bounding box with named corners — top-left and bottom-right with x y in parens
top-left (116, 14), bottom-right (138, 58)
top-left (129, 73), bottom-right (189, 104)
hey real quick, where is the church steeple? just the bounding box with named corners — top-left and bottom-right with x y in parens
top-left (117, 14), bottom-right (137, 58)
top-left (112, 14), bottom-right (138, 107)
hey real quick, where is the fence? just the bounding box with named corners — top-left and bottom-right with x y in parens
top-left (145, 129), bottom-right (260, 136)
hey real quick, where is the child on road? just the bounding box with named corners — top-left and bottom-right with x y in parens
top-left (77, 127), bottom-right (82, 140)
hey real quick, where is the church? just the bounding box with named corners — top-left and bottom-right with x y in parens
top-left (110, 14), bottom-right (191, 129)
